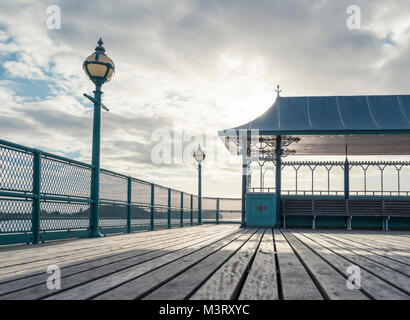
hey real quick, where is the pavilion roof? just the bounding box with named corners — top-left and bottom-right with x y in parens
top-left (218, 95), bottom-right (410, 156)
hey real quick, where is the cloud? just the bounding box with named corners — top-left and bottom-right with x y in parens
top-left (0, 0), bottom-right (410, 197)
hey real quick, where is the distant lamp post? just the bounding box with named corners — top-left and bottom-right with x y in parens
top-left (193, 144), bottom-right (206, 224)
top-left (83, 38), bottom-right (115, 238)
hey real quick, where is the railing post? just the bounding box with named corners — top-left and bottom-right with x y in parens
top-left (240, 131), bottom-right (248, 228)
top-left (32, 149), bottom-right (41, 244)
top-left (180, 192), bottom-right (184, 228)
top-left (198, 163), bottom-right (202, 225)
top-left (216, 198), bottom-right (220, 224)
top-left (127, 177), bottom-right (131, 234)
top-left (167, 188), bottom-right (171, 229)
top-left (275, 135), bottom-right (283, 228)
top-left (150, 183), bottom-right (154, 231)
top-left (190, 194), bottom-right (193, 226)
top-left (344, 158), bottom-right (349, 199)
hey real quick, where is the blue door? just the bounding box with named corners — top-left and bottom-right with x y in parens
top-left (246, 193), bottom-right (277, 227)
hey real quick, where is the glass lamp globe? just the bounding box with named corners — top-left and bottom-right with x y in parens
top-left (83, 38), bottom-right (115, 85)
top-left (193, 145), bottom-right (206, 163)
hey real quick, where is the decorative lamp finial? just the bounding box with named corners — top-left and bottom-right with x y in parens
top-left (275, 84), bottom-right (282, 98)
top-left (95, 38), bottom-right (105, 52)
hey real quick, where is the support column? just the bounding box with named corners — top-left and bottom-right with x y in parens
top-left (190, 194), bottom-right (193, 226)
top-left (275, 135), bottom-right (283, 228)
top-left (126, 177), bottom-right (131, 234)
top-left (240, 151), bottom-right (248, 228)
top-left (240, 130), bottom-right (250, 228)
top-left (32, 149), bottom-right (41, 244)
top-left (150, 184), bottom-right (154, 231)
top-left (344, 158), bottom-right (349, 199)
top-left (167, 188), bottom-right (171, 229)
top-left (344, 154), bottom-right (350, 229)
top-left (89, 84), bottom-right (103, 238)
top-left (216, 198), bottom-right (220, 224)
top-left (198, 163), bottom-right (202, 225)
top-left (180, 192), bottom-right (184, 228)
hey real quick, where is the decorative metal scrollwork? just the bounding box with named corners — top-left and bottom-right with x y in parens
top-left (223, 134), bottom-right (300, 157)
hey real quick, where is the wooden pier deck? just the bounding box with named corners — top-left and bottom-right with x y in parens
top-left (0, 224), bottom-right (409, 300)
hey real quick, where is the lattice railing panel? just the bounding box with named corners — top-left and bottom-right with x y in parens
top-left (192, 195), bottom-right (198, 211)
top-left (100, 203), bottom-right (126, 227)
top-left (220, 198), bottom-right (241, 211)
top-left (183, 193), bottom-right (191, 209)
top-left (131, 180), bottom-right (151, 204)
top-left (0, 199), bottom-right (32, 233)
top-left (40, 201), bottom-right (90, 230)
top-left (192, 209), bottom-right (199, 222)
top-left (183, 208), bottom-right (191, 223)
top-left (0, 146), bottom-right (33, 193)
top-left (170, 208), bottom-right (180, 225)
top-left (170, 190), bottom-right (181, 209)
top-left (41, 157), bottom-right (91, 198)
top-left (154, 207), bottom-right (167, 225)
top-left (202, 197), bottom-right (217, 211)
top-left (154, 185), bottom-right (168, 206)
top-left (130, 204), bottom-right (150, 225)
top-left (100, 171), bottom-right (127, 202)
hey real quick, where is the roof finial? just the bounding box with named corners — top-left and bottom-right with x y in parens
top-left (275, 84), bottom-right (282, 98)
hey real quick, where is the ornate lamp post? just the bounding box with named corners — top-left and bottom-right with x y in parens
top-left (193, 144), bottom-right (206, 225)
top-left (83, 38), bottom-right (115, 237)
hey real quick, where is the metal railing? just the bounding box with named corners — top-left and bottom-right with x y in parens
top-left (249, 159), bottom-right (410, 197)
top-left (249, 187), bottom-right (410, 197)
top-left (0, 139), bottom-right (241, 245)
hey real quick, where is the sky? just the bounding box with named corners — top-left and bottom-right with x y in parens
top-left (1, 0), bottom-right (410, 197)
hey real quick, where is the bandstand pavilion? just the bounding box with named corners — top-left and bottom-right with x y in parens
top-left (218, 90), bottom-right (410, 230)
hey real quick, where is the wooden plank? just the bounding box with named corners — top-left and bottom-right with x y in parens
top-left (289, 230), bottom-right (409, 300)
top-left (0, 227), bottom-right (239, 297)
top-left (320, 232), bottom-right (410, 267)
top-left (239, 229), bottom-right (278, 300)
top-left (93, 229), bottom-right (253, 300)
top-left (331, 231), bottom-right (410, 253)
top-left (0, 225), bottom-right (204, 256)
top-left (0, 226), bottom-right (213, 270)
top-left (343, 231), bottom-right (410, 250)
top-left (273, 229), bottom-right (323, 300)
top-left (44, 226), bottom-right (243, 300)
top-left (317, 232), bottom-right (410, 276)
top-left (281, 230), bottom-right (367, 300)
top-left (0, 226), bottom-right (226, 283)
top-left (1, 227), bottom-right (240, 299)
top-left (138, 229), bottom-right (257, 300)
top-left (0, 225), bottom-right (223, 266)
top-left (305, 232), bottom-right (410, 295)
top-left (0, 225), bottom-right (237, 283)
top-left (0, 225), bottom-right (236, 280)
top-left (189, 229), bottom-right (264, 300)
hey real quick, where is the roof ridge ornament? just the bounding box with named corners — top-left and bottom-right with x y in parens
top-left (275, 84), bottom-right (282, 98)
